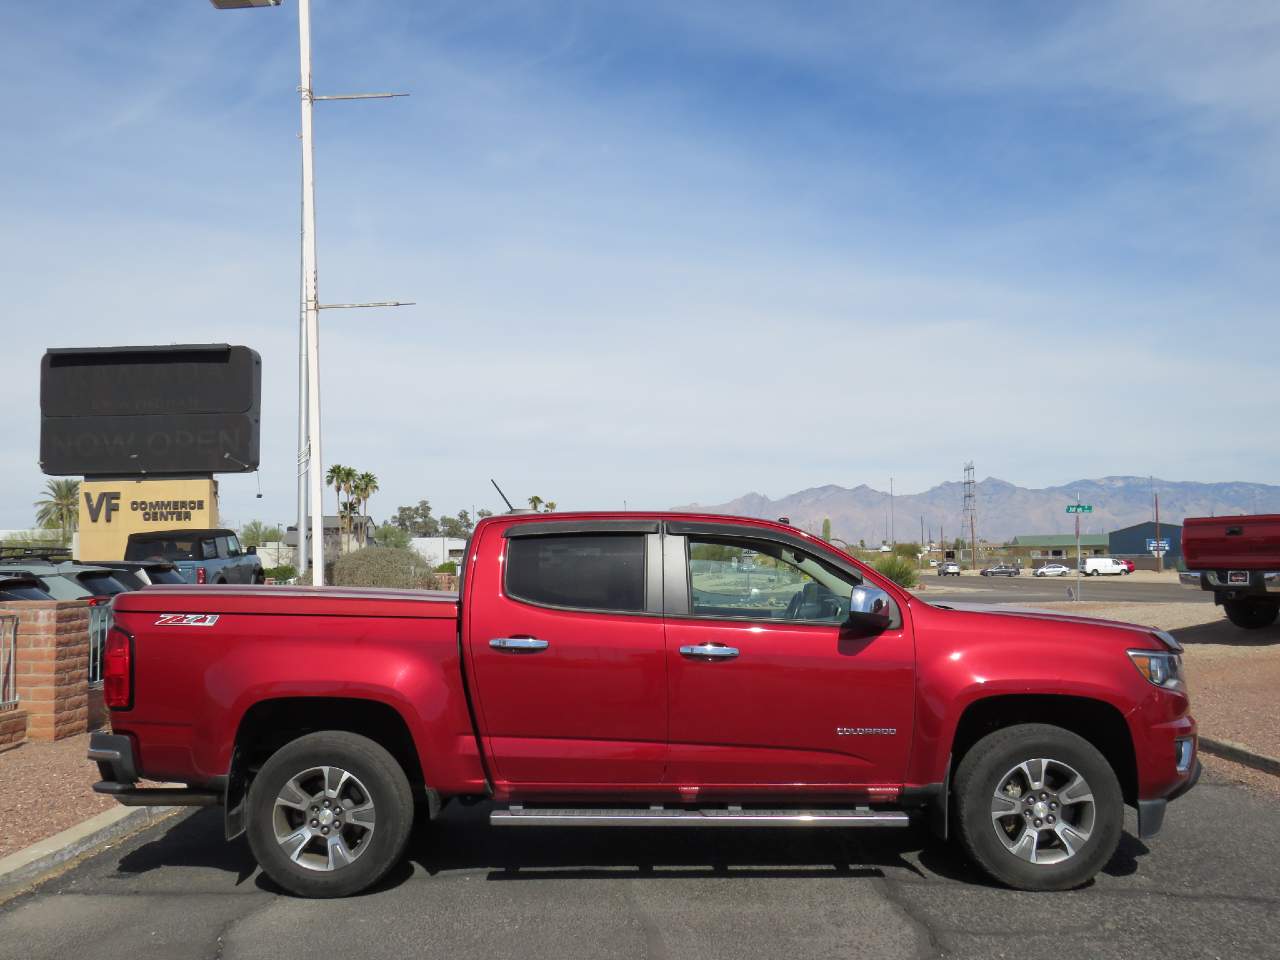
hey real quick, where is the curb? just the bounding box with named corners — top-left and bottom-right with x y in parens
top-left (0, 805), bottom-right (178, 903)
top-left (1200, 736), bottom-right (1280, 778)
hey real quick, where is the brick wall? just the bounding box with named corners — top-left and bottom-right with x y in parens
top-left (0, 600), bottom-right (93, 742)
top-left (0, 709), bottom-right (28, 751)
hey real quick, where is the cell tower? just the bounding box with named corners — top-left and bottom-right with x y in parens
top-left (962, 462), bottom-right (977, 570)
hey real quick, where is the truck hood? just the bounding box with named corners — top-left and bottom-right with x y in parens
top-left (920, 600), bottom-right (1182, 651)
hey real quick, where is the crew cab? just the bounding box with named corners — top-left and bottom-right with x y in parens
top-left (90, 512), bottom-right (1198, 898)
top-left (1181, 514), bottom-right (1280, 629)
top-left (124, 529), bottom-right (264, 585)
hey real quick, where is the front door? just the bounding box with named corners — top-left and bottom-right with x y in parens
top-left (664, 531), bottom-right (915, 792)
top-left (466, 523), bottom-right (667, 787)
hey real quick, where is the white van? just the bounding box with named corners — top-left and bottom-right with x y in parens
top-left (1080, 557), bottom-right (1128, 577)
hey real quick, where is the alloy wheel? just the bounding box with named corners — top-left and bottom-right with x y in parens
top-left (272, 765), bottom-right (377, 872)
top-left (990, 757), bottom-right (1095, 865)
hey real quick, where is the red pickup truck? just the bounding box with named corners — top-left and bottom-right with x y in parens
top-left (1181, 514), bottom-right (1280, 629)
top-left (89, 512), bottom-right (1198, 898)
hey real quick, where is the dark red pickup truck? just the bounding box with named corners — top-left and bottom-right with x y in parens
top-left (89, 512), bottom-right (1198, 897)
top-left (1181, 514), bottom-right (1280, 629)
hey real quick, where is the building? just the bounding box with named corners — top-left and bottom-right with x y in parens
top-left (1109, 521), bottom-right (1182, 569)
top-left (410, 537), bottom-right (467, 569)
top-left (1006, 533), bottom-right (1108, 566)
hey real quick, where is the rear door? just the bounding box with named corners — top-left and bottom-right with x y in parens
top-left (662, 523), bottom-right (915, 792)
top-left (465, 520), bottom-right (668, 787)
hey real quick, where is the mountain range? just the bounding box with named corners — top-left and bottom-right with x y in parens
top-left (673, 476), bottom-right (1280, 545)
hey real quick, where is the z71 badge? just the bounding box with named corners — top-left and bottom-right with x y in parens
top-left (154, 614), bottom-right (220, 627)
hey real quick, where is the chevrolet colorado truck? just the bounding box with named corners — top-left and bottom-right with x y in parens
top-left (1181, 514), bottom-right (1280, 629)
top-left (89, 512), bottom-right (1199, 898)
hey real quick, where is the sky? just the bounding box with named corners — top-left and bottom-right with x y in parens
top-left (1, 1), bottom-right (1278, 530)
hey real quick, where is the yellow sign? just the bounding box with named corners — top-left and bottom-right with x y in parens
top-left (77, 478), bottom-right (219, 561)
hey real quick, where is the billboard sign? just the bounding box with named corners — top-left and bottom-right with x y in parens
top-left (40, 344), bottom-right (260, 477)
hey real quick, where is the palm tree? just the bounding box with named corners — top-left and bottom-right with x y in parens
top-left (542, 501), bottom-right (557, 513)
top-left (34, 479), bottom-right (80, 545)
top-left (527, 495), bottom-right (544, 512)
top-left (353, 472), bottom-right (379, 546)
top-left (325, 463), bottom-right (348, 521)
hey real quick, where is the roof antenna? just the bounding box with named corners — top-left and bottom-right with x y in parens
top-left (490, 478), bottom-right (515, 512)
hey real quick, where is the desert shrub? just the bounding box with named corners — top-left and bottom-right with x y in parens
top-left (874, 554), bottom-right (919, 588)
top-left (434, 561), bottom-right (457, 574)
top-left (264, 565), bottom-right (297, 582)
top-left (332, 547), bottom-right (434, 589)
top-left (373, 523), bottom-right (411, 549)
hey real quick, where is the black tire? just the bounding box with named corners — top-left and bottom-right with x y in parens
top-left (954, 723), bottom-right (1123, 891)
top-left (246, 731), bottom-right (415, 898)
top-left (1224, 600), bottom-right (1279, 630)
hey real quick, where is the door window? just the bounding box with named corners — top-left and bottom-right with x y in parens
top-left (506, 534), bottom-right (646, 612)
top-left (226, 535), bottom-right (243, 557)
top-left (687, 537), bottom-right (858, 623)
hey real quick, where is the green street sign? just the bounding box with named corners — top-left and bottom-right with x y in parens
top-left (1065, 504), bottom-right (1093, 514)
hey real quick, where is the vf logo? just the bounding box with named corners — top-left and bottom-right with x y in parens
top-left (84, 491), bottom-right (120, 524)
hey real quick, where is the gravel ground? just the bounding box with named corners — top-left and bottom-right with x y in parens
top-left (1037, 600), bottom-right (1280, 761)
top-left (0, 733), bottom-right (115, 860)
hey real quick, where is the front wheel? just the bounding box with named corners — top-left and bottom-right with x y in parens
top-left (246, 731), bottom-right (415, 898)
top-left (954, 723), bottom-right (1122, 891)
top-left (1224, 600), bottom-right (1279, 630)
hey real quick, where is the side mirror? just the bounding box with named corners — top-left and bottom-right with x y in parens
top-left (246, 545), bottom-right (257, 555)
top-left (847, 584), bottom-right (892, 631)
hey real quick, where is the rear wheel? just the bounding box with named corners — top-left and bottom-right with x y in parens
top-left (954, 723), bottom-right (1122, 891)
top-left (246, 731), bottom-right (414, 898)
top-left (1224, 600), bottom-right (1279, 630)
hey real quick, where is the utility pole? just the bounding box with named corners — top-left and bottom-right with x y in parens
top-left (889, 477), bottom-right (895, 546)
top-left (1154, 488), bottom-right (1162, 574)
top-left (963, 462), bottom-right (977, 571)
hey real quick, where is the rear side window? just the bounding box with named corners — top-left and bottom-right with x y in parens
top-left (505, 535), bottom-right (645, 612)
top-left (0, 582), bottom-right (50, 600)
top-left (76, 572), bottom-right (132, 596)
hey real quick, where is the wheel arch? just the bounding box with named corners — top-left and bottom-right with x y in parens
top-left (949, 694), bottom-right (1138, 805)
top-left (226, 695), bottom-right (433, 839)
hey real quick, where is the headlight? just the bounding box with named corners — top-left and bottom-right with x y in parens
top-left (1128, 650), bottom-right (1184, 689)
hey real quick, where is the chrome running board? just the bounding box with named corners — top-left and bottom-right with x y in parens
top-left (490, 805), bottom-right (911, 828)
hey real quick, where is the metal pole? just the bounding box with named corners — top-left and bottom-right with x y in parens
top-left (298, 0), bottom-right (325, 586)
top-left (295, 184), bottom-right (309, 579)
top-left (889, 477), bottom-right (895, 546)
top-left (1075, 491), bottom-right (1082, 600)
top-left (1154, 490), bottom-right (1162, 574)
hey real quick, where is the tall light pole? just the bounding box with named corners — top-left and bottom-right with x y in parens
top-left (211, 0), bottom-right (410, 585)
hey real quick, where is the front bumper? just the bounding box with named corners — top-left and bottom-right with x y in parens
top-left (1137, 758), bottom-right (1201, 839)
top-left (88, 732), bottom-right (220, 807)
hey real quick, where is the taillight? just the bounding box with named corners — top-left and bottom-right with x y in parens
top-left (103, 627), bottom-right (133, 710)
top-left (196, 567), bottom-right (207, 584)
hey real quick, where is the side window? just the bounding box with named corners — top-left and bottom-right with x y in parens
top-left (226, 534), bottom-right (243, 557)
top-left (687, 537), bottom-right (857, 623)
top-left (202, 538), bottom-right (218, 560)
top-left (506, 534), bottom-right (646, 612)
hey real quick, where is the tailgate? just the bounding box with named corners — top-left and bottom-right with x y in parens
top-left (1183, 515), bottom-right (1280, 570)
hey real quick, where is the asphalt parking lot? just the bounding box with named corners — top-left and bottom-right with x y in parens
top-left (921, 574), bottom-right (1207, 605)
top-left (1, 759), bottom-right (1275, 960)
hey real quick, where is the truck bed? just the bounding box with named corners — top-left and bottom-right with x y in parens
top-left (112, 583), bottom-right (459, 619)
top-left (1183, 515), bottom-right (1280, 571)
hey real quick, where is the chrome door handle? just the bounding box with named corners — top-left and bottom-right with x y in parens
top-left (679, 643), bottom-right (739, 660)
top-left (489, 637), bottom-right (550, 652)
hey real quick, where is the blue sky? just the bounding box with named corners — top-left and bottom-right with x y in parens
top-left (1, 1), bottom-right (1277, 529)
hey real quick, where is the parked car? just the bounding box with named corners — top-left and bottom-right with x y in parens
top-left (1181, 514), bottom-right (1280, 629)
top-left (0, 558), bottom-right (141, 601)
top-left (0, 574), bottom-right (55, 602)
top-left (1080, 557), bottom-right (1128, 577)
top-left (1117, 559), bottom-right (1136, 573)
top-left (92, 511), bottom-right (1198, 898)
top-left (937, 561), bottom-right (961, 576)
top-left (980, 564), bottom-right (1020, 577)
top-left (1034, 563), bottom-right (1072, 578)
top-left (124, 529), bottom-right (264, 585)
